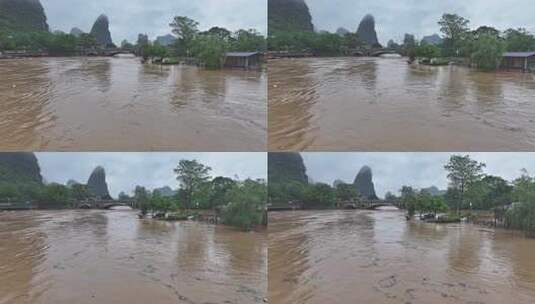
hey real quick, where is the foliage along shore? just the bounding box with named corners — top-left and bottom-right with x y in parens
top-left (268, 13), bottom-right (535, 71)
top-left (0, 158), bottom-right (267, 231)
top-left (269, 154), bottom-right (535, 235)
top-left (0, 16), bottom-right (266, 70)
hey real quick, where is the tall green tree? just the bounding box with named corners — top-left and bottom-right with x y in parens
top-left (438, 13), bottom-right (470, 56)
top-left (444, 155), bottom-right (486, 215)
top-left (169, 16), bottom-right (199, 56)
top-left (400, 186), bottom-right (417, 217)
top-left (209, 176), bottom-right (236, 209)
top-left (174, 159), bottom-right (211, 209)
top-left (134, 186), bottom-right (150, 215)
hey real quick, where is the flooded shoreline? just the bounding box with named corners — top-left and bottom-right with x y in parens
top-left (269, 209), bottom-right (535, 304)
top-left (0, 210), bottom-right (267, 304)
top-left (0, 56), bottom-right (266, 151)
top-left (268, 57), bottom-right (535, 151)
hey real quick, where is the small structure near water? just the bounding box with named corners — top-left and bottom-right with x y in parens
top-left (501, 52), bottom-right (535, 72)
top-left (223, 52), bottom-right (262, 69)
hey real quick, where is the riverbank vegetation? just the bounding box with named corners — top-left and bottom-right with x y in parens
top-left (0, 178), bottom-right (91, 209)
top-left (1, 15), bottom-right (266, 70)
top-left (133, 159), bottom-right (267, 230)
top-left (401, 14), bottom-right (534, 70)
top-left (269, 180), bottom-right (361, 209)
top-left (0, 30), bottom-right (99, 56)
top-left (395, 155), bottom-right (535, 234)
top-left (268, 11), bottom-right (535, 71)
top-left (133, 16), bottom-right (266, 69)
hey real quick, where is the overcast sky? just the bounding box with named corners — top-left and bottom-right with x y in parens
top-left (36, 153), bottom-right (266, 197)
top-left (302, 153), bottom-right (535, 198)
top-left (306, 0), bottom-right (535, 45)
top-left (42, 0), bottom-right (267, 43)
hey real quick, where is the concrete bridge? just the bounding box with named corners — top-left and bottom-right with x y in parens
top-left (77, 200), bottom-right (136, 210)
top-left (341, 200), bottom-right (401, 210)
top-left (85, 48), bottom-right (136, 57)
top-left (351, 48), bottom-right (402, 57)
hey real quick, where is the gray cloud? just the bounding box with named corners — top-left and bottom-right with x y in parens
top-left (302, 153), bottom-right (535, 198)
top-left (36, 153), bottom-right (267, 197)
top-left (306, 0), bottom-right (535, 44)
top-left (42, 0), bottom-right (267, 43)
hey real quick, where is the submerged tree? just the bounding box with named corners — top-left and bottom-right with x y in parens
top-left (470, 33), bottom-right (506, 70)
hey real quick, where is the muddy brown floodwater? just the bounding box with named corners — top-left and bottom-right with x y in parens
top-left (269, 57), bottom-right (535, 151)
top-left (0, 56), bottom-right (266, 151)
top-left (269, 209), bottom-right (535, 304)
top-left (0, 210), bottom-right (267, 304)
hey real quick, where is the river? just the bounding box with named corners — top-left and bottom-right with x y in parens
top-left (0, 56), bottom-right (266, 151)
top-left (269, 57), bottom-right (535, 151)
top-left (269, 209), bottom-right (535, 304)
top-left (0, 209), bottom-right (267, 304)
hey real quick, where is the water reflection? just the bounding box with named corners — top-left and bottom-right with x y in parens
top-left (269, 210), bottom-right (535, 304)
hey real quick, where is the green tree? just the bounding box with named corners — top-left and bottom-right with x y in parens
top-left (71, 184), bottom-right (90, 201)
top-left (400, 186), bottom-right (417, 217)
top-left (48, 33), bottom-right (77, 55)
top-left (335, 183), bottom-right (359, 202)
top-left (403, 33), bottom-right (417, 60)
top-left (303, 183), bottom-right (335, 208)
top-left (505, 170), bottom-right (535, 232)
top-left (174, 159), bottom-right (211, 209)
top-left (206, 26), bottom-right (232, 41)
top-left (444, 155), bottom-right (486, 215)
top-left (136, 33), bottom-right (149, 58)
top-left (416, 42), bottom-right (441, 59)
top-left (470, 33), bottom-right (506, 70)
top-left (429, 196), bottom-right (449, 215)
top-left (169, 16), bottom-right (199, 56)
top-left (145, 42), bottom-right (168, 58)
top-left (221, 179), bottom-right (267, 230)
top-left (78, 33), bottom-right (97, 49)
top-left (134, 186), bottom-right (150, 215)
top-left (0, 183), bottom-right (21, 201)
top-left (42, 183), bottom-right (71, 207)
top-left (231, 29), bottom-right (266, 52)
top-left (504, 28), bottom-right (535, 52)
top-left (268, 180), bottom-right (306, 206)
top-left (209, 176), bottom-right (236, 209)
top-left (438, 13), bottom-right (470, 56)
top-left (191, 34), bottom-right (227, 69)
top-left (150, 191), bottom-right (177, 214)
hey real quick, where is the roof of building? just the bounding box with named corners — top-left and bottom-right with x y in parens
top-left (225, 52), bottom-right (260, 57)
top-left (503, 52), bottom-right (535, 58)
